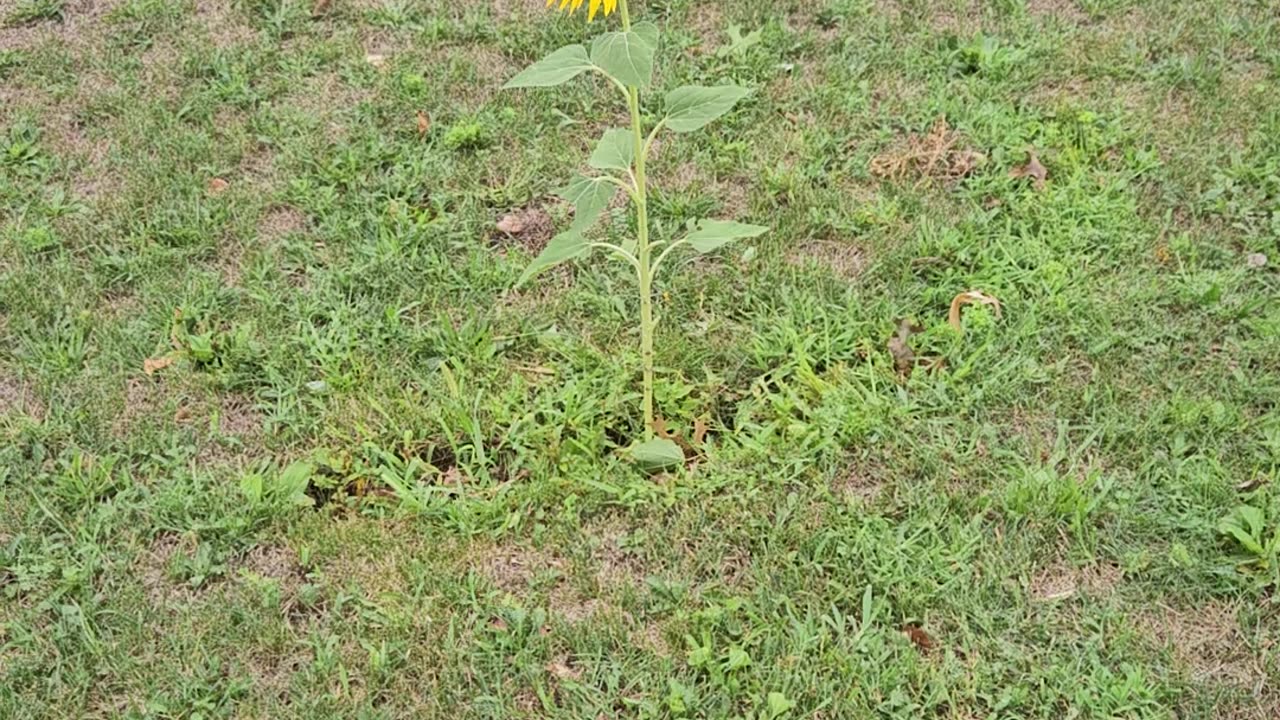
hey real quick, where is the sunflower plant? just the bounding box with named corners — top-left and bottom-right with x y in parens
top-left (505, 0), bottom-right (765, 469)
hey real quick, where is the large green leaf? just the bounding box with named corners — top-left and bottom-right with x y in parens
top-left (559, 174), bottom-right (618, 233)
top-left (664, 85), bottom-right (752, 132)
top-left (277, 461), bottom-right (315, 507)
top-left (633, 20), bottom-right (659, 50)
top-left (504, 44), bottom-right (594, 88)
top-left (590, 22), bottom-right (658, 88)
top-left (685, 219), bottom-right (769, 253)
top-left (588, 128), bottom-right (635, 171)
top-left (517, 230), bottom-right (588, 285)
top-left (630, 437), bottom-right (684, 471)
top-left (1219, 506), bottom-right (1268, 556)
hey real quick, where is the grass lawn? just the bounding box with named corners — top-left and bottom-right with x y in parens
top-left (3, 0), bottom-right (1280, 717)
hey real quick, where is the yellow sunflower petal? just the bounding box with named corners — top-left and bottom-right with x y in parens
top-left (587, 0), bottom-right (601, 20)
top-left (558, 0), bottom-right (570, 10)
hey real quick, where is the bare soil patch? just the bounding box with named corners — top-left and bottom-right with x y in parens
top-left (477, 541), bottom-right (612, 624)
top-left (0, 372), bottom-right (44, 421)
top-left (258, 205), bottom-right (308, 241)
top-left (138, 532), bottom-right (207, 606)
top-left (111, 376), bottom-right (167, 437)
top-left (831, 457), bottom-right (885, 504)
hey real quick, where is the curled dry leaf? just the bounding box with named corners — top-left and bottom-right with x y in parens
top-left (1236, 475), bottom-right (1267, 492)
top-left (546, 658), bottom-right (583, 682)
top-left (887, 318), bottom-right (921, 377)
top-left (1009, 149), bottom-right (1048, 190)
top-left (143, 354), bottom-right (175, 376)
top-left (1245, 252), bottom-right (1267, 269)
top-left (206, 177), bottom-right (229, 195)
top-left (496, 213), bottom-right (528, 235)
top-left (495, 207), bottom-right (555, 252)
top-left (416, 110), bottom-right (431, 137)
top-left (948, 291), bottom-right (1002, 332)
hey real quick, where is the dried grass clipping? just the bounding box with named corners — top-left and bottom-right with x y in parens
top-left (870, 116), bottom-right (986, 185)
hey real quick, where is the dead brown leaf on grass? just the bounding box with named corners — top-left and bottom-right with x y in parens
top-left (495, 206), bottom-right (555, 252)
top-left (1153, 242), bottom-right (1172, 265)
top-left (653, 416), bottom-right (702, 457)
top-left (143, 354), bottom-right (175, 375)
top-left (652, 417), bottom-right (683, 440)
top-left (416, 110), bottom-right (431, 137)
top-left (870, 116), bottom-right (986, 185)
top-left (948, 291), bottom-right (1002, 332)
top-left (206, 177), bottom-right (229, 195)
top-left (692, 417), bottom-right (709, 446)
top-left (902, 623), bottom-right (937, 652)
top-left (1009, 149), bottom-right (1048, 190)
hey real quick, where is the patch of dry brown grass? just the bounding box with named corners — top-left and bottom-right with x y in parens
top-left (1026, 0), bottom-right (1087, 24)
top-left (1027, 559), bottom-right (1122, 602)
top-left (870, 116), bottom-right (986, 186)
top-left (787, 239), bottom-right (868, 282)
top-left (1136, 601), bottom-right (1271, 690)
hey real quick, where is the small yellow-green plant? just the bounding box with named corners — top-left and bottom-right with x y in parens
top-left (506, 0), bottom-right (765, 467)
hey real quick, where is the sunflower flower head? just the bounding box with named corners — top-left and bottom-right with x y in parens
top-left (547, 0), bottom-right (617, 22)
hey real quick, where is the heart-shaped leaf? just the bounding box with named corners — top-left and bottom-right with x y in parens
top-left (517, 230), bottom-right (588, 285)
top-left (630, 437), bottom-right (684, 471)
top-left (591, 23), bottom-right (658, 87)
top-left (685, 219), bottom-right (769, 253)
top-left (588, 128), bottom-right (635, 172)
top-left (559, 174), bottom-right (618, 233)
top-left (664, 85), bottom-right (752, 133)
top-left (504, 44), bottom-right (594, 88)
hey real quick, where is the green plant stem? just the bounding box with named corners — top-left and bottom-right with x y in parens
top-left (629, 88), bottom-right (655, 438)
top-left (618, 0), bottom-right (655, 438)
